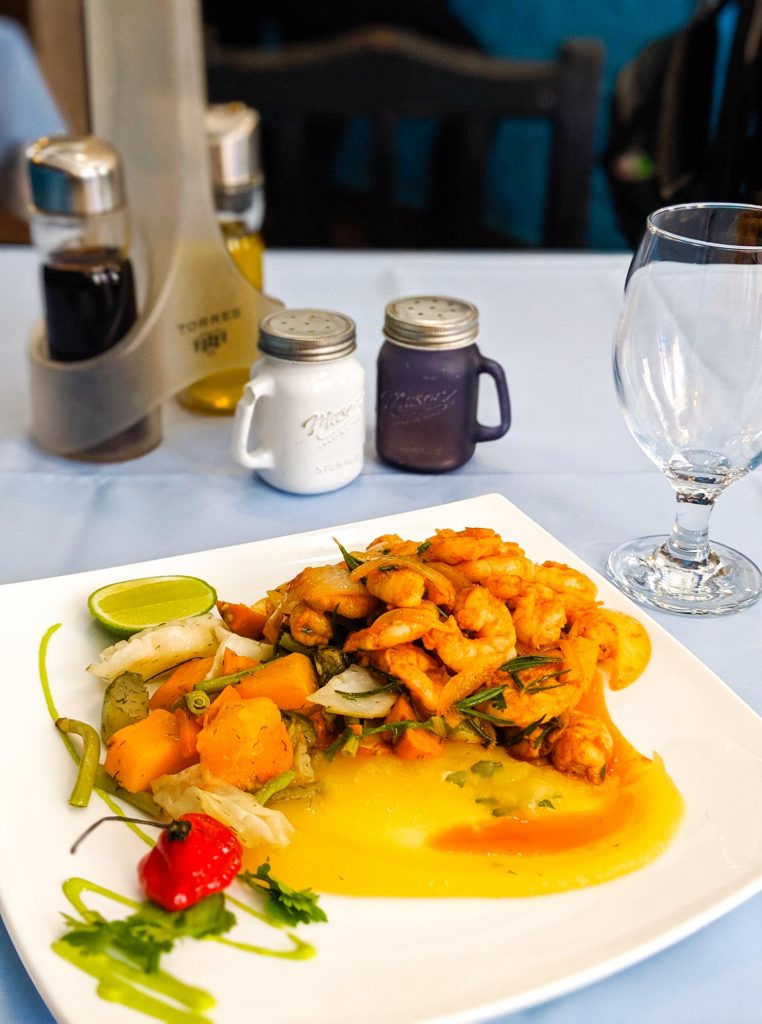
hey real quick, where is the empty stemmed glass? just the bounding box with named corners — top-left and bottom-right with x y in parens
top-left (607, 202), bottom-right (762, 615)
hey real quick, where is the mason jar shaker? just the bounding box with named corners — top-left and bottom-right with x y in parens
top-left (376, 296), bottom-right (511, 471)
top-left (231, 308), bottom-right (365, 493)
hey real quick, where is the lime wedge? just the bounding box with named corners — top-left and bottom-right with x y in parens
top-left (88, 575), bottom-right (218, 637)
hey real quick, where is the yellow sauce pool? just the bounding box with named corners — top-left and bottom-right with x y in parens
top-left (262, 735), bottom-right (683, 898)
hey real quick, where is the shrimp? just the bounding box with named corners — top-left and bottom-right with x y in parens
top-left (364, 567), bottom-right (426, 607)
top-left (365, 533), bottom-right (420, 557)
top-left (567, 607), bottom-right (619, 661)
top-left (569, 608), bottom-right (651, 689)
top-left (545, 710), bottom-right (614, 784)
top-left (289, 564), bottom-right (379, 618)
top-left (509, 583), bottom-right (566, 649)
top-left (424, 585), bottom-right (516, 672)
top-left (478, 636), bottom-right (600, 728)
top-left (344, 602), bottom-right (448, 652)
top-left (370, 644), bottom-right (443, 712)
top-left (289, 601), bottom-right (333, 647)
top-left (262, 564), bottom-right (378, 642)
top-left (351, 555), bottom-right (455, 609)
top-left (458, 546), bottom-right (535, 585)
top-left (456, 546), bottom-right (535, 603)
top-left (422, 527), bottom-right (506, 565)
top-left (534, 561), bottom-right (598, 616)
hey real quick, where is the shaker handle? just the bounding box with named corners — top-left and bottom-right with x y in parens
top-left (474, 354), bottom-right (511, 442)
top-left (231, 376), bottom-right (276, 469)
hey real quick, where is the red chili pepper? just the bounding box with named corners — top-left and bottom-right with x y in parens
top-left (137, 813), bottom-right (243, 911)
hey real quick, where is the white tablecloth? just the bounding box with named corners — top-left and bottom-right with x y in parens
top-left (2, 247), bottom-right (761, 1024)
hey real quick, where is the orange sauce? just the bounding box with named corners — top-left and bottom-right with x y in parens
top-left (432, 789), bottom-right (636, 855)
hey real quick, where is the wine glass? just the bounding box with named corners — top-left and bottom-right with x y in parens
top-left (607, 203), bottom-right (762, 615)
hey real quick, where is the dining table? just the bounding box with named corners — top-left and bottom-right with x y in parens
top-left (1, 244), bottom-right (760, 1024)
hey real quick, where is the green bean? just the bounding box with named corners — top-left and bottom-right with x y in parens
top-left (277, 632), bottom-right (315, 658)
top-left (191, 667), bottom-right (261, 696)
top-left (268, 782), bottom-right (321, 804)
top-left (340, 731), bottom-right (361, 758)
top-left (55, 718), bottom-right (101, 808)
top-left (184, 690), bottom-right (211, 715)
top-left (93, 766), bottom-right (163, 817)
top-left (253, 770), bottom-right (297, 806)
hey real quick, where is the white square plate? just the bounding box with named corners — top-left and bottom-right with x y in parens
top-left (1, 494), bottom-right (761, 1024)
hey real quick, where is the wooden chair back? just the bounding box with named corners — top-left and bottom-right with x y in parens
top-left (206, 25), bottom-right (604, 248)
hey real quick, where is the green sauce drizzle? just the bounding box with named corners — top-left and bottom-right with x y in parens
top-left (55, 877), bottom-right (216, 1024)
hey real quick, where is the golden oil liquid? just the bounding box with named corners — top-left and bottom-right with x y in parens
top-left (177, 223), bottom-right (265, 415)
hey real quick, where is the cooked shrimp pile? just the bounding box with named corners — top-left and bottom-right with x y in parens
top-left (254, 527), bottom-right (651, 786)
top-left (90, 526), bottom-right (652, 846)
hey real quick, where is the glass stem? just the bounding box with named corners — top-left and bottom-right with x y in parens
top-left (664, 491), bottom-right (715, 566)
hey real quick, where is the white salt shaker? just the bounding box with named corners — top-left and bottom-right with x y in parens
top-left (232, 308), bottom-right (365, 493)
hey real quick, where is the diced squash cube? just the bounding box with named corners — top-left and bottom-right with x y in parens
top-left (104, 709), bottom-right (197, 792)
top-left (196, 696), bottom-right (293, 789)
top-left (201, 684), bottom-right (242, 728)
top-left (236, 652), bottom-right (317, 710)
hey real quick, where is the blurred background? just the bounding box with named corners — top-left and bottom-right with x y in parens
top-left (1, 0), bottom-right (759, 252)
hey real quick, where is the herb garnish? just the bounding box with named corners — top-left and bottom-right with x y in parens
top-left (239, 864), bottom-right (327, 928)
top-left (470, 760), bottom-right (503, 778)
top-left (523, 674), bottom-right (569, 695)
top-left (333, 538), bottom-right (363, 572)
top-left (445, 770), bottom-right (467, 787)
top-left (532, 716), bottom-right (561, 750)
top-left (59, 892), bottom-right (235, 974)
top-left (503, 717), bottom-right (547, 747)
top-left (454, 684), bottom-right (513, 725)
top-left (417, 541), bottom-right (431, 556)
top-left (334, 679), bottom-right (400, 700)
top-left (363, 719), bottom-right (436, 738)
top-left (499, 654), bottom-right (566, 692)
top-left (537, 799), bottom-right (556, 810)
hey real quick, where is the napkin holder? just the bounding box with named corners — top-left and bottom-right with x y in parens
top-left (26, 0), bottom-right (282, 458)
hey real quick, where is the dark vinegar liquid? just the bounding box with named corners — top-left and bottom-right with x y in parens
top-left (43, 248), bottom-right (137, 361)
top-left (41, 247), bottom-right (160, 461)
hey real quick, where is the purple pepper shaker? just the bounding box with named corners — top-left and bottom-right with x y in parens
top-left (376, 296), bottom-right (511, 472)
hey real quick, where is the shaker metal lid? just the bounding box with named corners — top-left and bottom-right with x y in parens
top-left (383, 295), bottom-right (479, 349)
top-left (259, 308), bottom-right (357, 361)
top-left (26, 135), bottom-right (126, 216)
top-left (205, 102), bottom-right (264, 190)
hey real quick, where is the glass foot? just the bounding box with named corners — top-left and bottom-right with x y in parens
top-left (606, 535), bottom-right (762, 615)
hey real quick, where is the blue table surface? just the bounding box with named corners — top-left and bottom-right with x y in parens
top-left (1, 248), bottom-right (760, 1024)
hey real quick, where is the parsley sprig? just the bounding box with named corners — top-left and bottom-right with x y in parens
top-left (239, 864), bottom-right (327, 928)
top-left (60, 893), bottom-right (235, 974)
